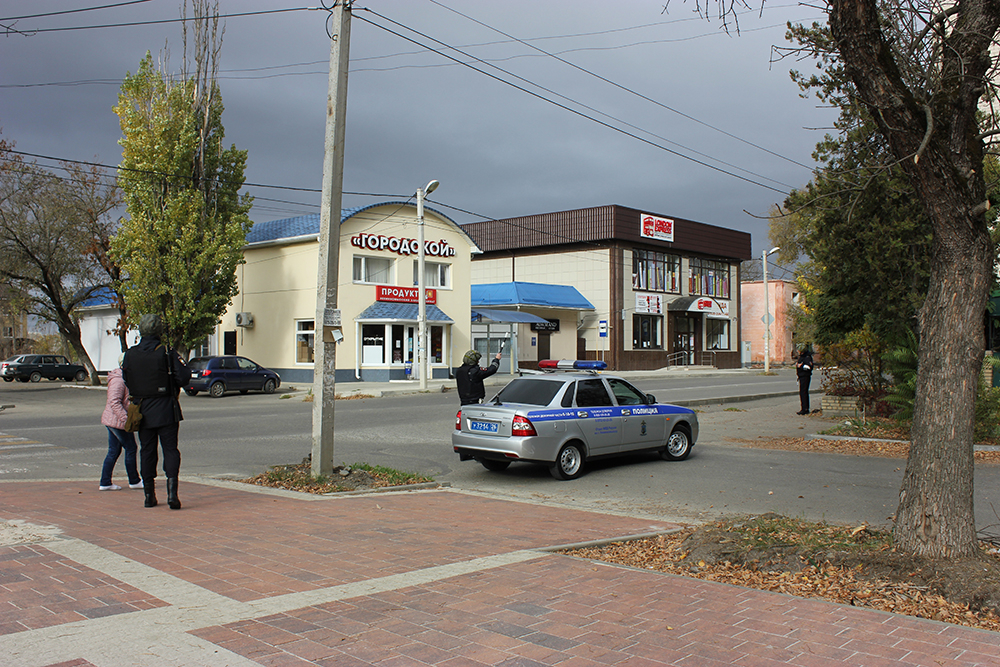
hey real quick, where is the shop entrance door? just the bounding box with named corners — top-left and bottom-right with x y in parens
top-left (672, 315), bottom-right (699, 365)
top-left (537, 331), bottom-right (551, 361)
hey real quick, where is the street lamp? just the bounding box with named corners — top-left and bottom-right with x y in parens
top-left (762, 246), bottom-right (780, 373)
top-left (416, 179), bottom-right (439, 390)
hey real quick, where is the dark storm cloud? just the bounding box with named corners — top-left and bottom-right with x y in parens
top-left (0, 0), bottom-right (836, 253)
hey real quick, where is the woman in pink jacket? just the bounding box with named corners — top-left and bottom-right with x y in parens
top-left (100, 356), bottom-right (142, 491)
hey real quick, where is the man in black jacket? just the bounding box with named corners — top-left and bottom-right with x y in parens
top-left (455, 349), bottom-right (501, 405)
top-left (123, 314), bottom-right (191, 509)
top-left (796, 347), bottom-right (814, 415)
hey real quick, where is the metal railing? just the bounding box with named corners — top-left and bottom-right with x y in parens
top-left (664, 351), bottom-right (688, 366)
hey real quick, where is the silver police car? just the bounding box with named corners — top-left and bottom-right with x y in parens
top-left (452, 360), bottom-right (698, 480)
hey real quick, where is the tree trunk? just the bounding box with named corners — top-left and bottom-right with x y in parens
top-left (829, 0), bottom-right (1000, 557)
top-left (895, 201), bottom-right (991, 557)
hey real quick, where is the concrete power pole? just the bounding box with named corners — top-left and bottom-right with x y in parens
top-left (312, 1), bottom-right (352, 477)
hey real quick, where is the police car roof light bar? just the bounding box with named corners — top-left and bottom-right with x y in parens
top-left (537, 359), bottom-right (608, 371)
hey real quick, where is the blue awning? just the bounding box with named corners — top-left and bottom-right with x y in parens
top-left (356, 302), bottom-right (453, 323)
top-left (471, 281), bottom-right (594, 310)
top-left (471, 309), bottom-right (549, 324)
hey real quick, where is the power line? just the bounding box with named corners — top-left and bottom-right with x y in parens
top-left (427, 0), bottom-right (813, 173)
top-left (1, 7), bottom-right (313, 34)
top-left (355, 9), bottom-right (790, 196)
top-left (0, 1), bottom-right (152, 22)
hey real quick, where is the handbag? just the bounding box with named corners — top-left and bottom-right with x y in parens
top-left (124, 400), bottom-right (143, 432)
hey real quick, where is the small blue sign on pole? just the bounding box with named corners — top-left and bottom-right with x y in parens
top-left (599, 320), bottom-right (608, 338)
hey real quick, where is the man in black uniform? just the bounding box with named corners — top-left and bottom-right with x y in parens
top-left (123, 314), bottom-right (191, 509)
top-left (455, 349), bottom-right (501, 405)
top-left (796, 346), bottom-right (814, 415)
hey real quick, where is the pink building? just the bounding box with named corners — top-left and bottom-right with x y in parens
top-left (740, 280), bottom-right (798, 365)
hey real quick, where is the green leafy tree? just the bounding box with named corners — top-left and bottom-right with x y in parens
top-left (112, 3), bottom-right (252, 355)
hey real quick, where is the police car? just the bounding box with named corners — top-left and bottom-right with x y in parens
top-left (452, 360), bottom-right (698, 480)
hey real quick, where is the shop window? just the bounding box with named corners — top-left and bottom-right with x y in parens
top-left (632, 249), bottom-right (680, 292)
top-left (412, 260), bottom-right (450, 288)
top-left (296, 320), bottom-right (314, 363)
top-left (689, 258), bottom-right (730, 298)
top-left (362, 324), bottom-right (385, 364)
top-left (353, 255), bottom-right (393, 284)
top-left (707, 319), bottom-right (730, 350)
top-left (430, 325), bottom-right (443, 363)
top-left (632, 314), bottom-right (662, 349)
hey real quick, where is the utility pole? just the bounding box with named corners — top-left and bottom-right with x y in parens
top-left (312, 1), bottom-right (351, 477)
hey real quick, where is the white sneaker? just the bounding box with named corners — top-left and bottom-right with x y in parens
top-left (99, 484), bottom-right (122, 491)
top-left (128, 482), bottom-right (143, 489)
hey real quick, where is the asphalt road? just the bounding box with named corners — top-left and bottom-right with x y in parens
top-left (2, 373), bottom-right (999, 531)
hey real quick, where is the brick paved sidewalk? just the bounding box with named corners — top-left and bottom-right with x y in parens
top-left (1, 480), bottom-right (998, 666)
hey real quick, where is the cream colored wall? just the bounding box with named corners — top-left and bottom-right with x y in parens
top-left (223, 239), bottom-right (319, 369)
top-left (223, 204), bottom-right (476, 378)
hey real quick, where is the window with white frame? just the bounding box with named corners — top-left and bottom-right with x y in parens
top-left (353, 255), bottom-right (393, 284)
top-left (412, 260), bottom-right (450, 288)
top-left (296, 320), bottom-right (315, 363)
top-left (707, 319), bottom-right (730, 350)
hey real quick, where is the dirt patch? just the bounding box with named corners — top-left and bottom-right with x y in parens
top-left (241, 458), bottom-right (435, 494)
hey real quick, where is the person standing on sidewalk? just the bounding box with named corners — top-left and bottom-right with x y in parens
top-left (456, 349), bottom-right (501, 405)
top-left (123, 314), bottom-right (191, 510)
top-left (796, 346), bottom-right (814, 415)
top-left (99, 354), bottom-right (143, 491)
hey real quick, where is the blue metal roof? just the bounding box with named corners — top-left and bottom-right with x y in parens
top-left (471, 282), bottom-right (594, 310)
top-left (356, 302), bottom-right (454, 323)
top-left (246, 202), bottom-right (461, 245)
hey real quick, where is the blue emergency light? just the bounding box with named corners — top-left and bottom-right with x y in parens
top-left (537, 359), bottom-right (608, 371)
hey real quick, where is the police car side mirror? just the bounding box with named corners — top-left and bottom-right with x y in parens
top-left (645, 393), bottom-right (656, 404)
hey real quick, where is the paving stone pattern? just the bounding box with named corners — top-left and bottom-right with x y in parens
top-left (0, 481), bottom-right (995, 666)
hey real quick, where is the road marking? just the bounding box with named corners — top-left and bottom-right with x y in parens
top-left (0, 432), bottom-right (54, 451)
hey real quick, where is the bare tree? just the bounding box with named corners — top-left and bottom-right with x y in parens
top-left (0, 144), bottom-right (120, 383)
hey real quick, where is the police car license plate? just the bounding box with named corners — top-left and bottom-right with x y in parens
top-left (469, 419), bottom-right (499, 433)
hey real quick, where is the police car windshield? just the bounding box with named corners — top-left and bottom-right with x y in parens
top-left (494, 377), bottom-right (563, 406)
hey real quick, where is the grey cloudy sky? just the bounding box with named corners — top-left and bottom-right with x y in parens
top-left (1, 0), bottom-right (836, 261)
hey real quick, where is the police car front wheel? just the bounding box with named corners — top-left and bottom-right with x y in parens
top-left (662, 426), bottom-right (692, 461)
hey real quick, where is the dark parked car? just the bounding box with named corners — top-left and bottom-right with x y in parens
top-left (1, 354), bottom-right (88, 383)
top-left (185, 356), bottom-right (281, 398)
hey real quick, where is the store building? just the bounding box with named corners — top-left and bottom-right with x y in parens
top-left (463, 205), bottom-right (752, 370)
top-left (215, 202), bottom-right (481, 383)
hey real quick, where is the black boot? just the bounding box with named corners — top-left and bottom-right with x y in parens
top-left (143, 479), bottom-right (157, 508)
top-left (166, 477), bottom-right (181, 510)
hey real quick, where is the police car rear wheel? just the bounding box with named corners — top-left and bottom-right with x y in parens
top-left (550, 442), bottom-right (585, 480)
top-left (478, 458), bottom-right (510, 472)
top-left (662, 427), bottom-right (691, 461)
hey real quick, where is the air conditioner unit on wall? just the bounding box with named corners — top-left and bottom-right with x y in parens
top-left (236, 312), bottom-right (254, 328)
